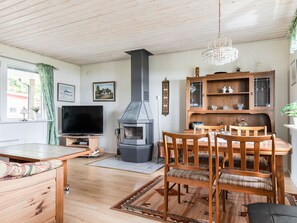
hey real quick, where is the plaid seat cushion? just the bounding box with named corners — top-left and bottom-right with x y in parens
top-left (188, 153), bottom-right (225, 164)
top-left (232, 155), bottom-right (269, 167)
top-left (219, 172), bottom-right (273, 190)
top-left (0, 159), bottom-right (63, 180)
top-left (167, 168), bottom-right (211, 182)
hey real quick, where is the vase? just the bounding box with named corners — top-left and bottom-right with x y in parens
top-left (34, 113), bottom-right (41, 120)
top-left (293, 117), bottom-right (297, 125)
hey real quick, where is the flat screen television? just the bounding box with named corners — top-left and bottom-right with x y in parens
top-left (62, 105), bottom-right (103, 135)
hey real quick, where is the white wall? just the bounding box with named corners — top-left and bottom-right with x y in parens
top-left (0, 121), bottom-right (47, 145)
top-left (80, 60), bottom-right (130, 151)
top-left (0, 43), bottom-right (81, 144)
top-left (81, 38), bottom-right (289, 157)
top-left (287, 42), bottom-right (297, 176)
top-left (289, 49), bottom-right (297, 107)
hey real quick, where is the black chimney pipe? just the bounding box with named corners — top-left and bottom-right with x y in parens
top-left (125, 49), bottom-right (153, 102)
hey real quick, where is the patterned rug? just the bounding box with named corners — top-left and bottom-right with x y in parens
top-left (111, 175), bottom-right (297, 223)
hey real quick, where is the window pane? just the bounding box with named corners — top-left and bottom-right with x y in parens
top-left (7, 68), bottom-right (41, 119)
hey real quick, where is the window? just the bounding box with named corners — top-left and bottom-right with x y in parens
top-left (7, 67), bottom-right (42, 120)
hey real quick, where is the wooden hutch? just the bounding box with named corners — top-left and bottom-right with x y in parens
top-left (186, 71), bottom-right (275, 133)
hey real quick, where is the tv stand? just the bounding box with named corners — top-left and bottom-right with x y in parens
top-left (60, 135), bottom-right (103, 157)
top-left (68, 134), bottom-right (88, 136)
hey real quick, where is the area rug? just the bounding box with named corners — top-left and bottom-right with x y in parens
top-left (88, 156), bottom-right (164, 174)
top-left (111, 175), bottom-right (297, 223)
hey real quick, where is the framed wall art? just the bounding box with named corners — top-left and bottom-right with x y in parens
top-left (57, 83), bottom-right (75, 102)
top-left (93, 81), bottom-right (116, 102)
top-left (291, 59), bottom-right (297, 86)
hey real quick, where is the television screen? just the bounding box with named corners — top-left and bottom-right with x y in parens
top-left (62, 105), bottom-right (103, 135)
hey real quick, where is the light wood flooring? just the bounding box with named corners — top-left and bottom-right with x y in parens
top-left (65, 154), bottom-right (297, 223)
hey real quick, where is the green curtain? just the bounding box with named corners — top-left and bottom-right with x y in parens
top-left (289, 9), bottom-right (297, 53)
top-left (37, 63), bottom-right (58, 145)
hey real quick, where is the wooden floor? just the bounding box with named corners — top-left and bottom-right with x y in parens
top-left (65, 155), bottom-right (297, 223)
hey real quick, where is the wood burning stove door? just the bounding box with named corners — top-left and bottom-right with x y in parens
top-left (121, 123), bottom-right (146, 145)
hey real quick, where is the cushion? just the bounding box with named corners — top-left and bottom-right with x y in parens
top-left (0, 159), bottom-right (63, 179)
top-left (232, 155), bottom-right (269, 167)
top-left (188, 153), bottom-right (225, 165)
top-left (167, 168), bottom-right (211, 182)
top-left (247, 203), bottom-right (297, 223)
top-left (219, 172), bottom-right (273, 190)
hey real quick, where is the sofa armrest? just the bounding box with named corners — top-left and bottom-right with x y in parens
top-left (0, 159), bottom-right (62, 180)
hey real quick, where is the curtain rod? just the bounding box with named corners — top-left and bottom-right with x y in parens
top-left (0, 55), bottom-right (58, 70)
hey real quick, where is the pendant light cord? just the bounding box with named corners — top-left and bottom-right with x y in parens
top-left (218, 0), bottom-right (221, 39)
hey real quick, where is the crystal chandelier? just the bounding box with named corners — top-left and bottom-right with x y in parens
top-left (202, 0), bottom-right (238, 66)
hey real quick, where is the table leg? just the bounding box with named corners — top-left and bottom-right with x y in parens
top-left (62, 160), bottom-right (69, 190)
top-left (276, 156), bottom-right (285, 204)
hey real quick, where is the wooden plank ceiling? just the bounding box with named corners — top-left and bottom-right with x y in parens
top-left (0, 0), bottom-right (296, 65)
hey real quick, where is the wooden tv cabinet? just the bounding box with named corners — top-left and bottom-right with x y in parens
top-left (60, 135), bottom-right (101, 156)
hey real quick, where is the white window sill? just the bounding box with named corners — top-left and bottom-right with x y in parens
top-left (0, 120), bottom-right (52, 124)
top-left (284, 124), bottom-right (297, 131)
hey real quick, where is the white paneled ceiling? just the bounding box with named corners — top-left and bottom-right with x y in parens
top-left (0, 0), bottom-right (296, 65)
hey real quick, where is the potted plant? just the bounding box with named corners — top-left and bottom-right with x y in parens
top-left (31, 106), bottom-right (40, 120)
top-left (280, 101), bottom-right (297, 125)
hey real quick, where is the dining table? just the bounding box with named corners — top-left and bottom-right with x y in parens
top-left (159, 136), bottom-right (292, 204)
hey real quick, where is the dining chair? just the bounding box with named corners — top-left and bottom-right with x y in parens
top-left (192, 125), bottom-right (226, 167)
top-left (214, 133), bottom-right (276, 223)
top-left (162, 131), bottom-right (215, 223)
top-left (229, 125), bottom-right (267, 136)
top-left (229, 125), bottom-right (269, 170)
top-left (194, 125), bottom-right (226, 134)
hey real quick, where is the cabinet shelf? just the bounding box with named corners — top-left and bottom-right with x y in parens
top-left (206, 92), bottom-right (249, 96)
top-left (204, 110), bottom-right (251, 113)
top-left (68, 144), bottom-right (90, 148)
top-left (187, 109), bottom-right (272, 114)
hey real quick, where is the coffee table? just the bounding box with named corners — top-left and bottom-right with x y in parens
top-left (0, 143), bottom-right (90, 189)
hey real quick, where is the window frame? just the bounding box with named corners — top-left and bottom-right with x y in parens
top-left (0, 57), bottom-right (43, 122)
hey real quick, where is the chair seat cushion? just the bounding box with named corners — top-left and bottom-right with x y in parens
top-left (219, 172), bottom-right (273, 190)
top-left (198, 153), bottom-right (225, 163)
top-left (188, 153), bottom-right (225, 164)
top-left (167, 168), bottom-right (211, 182)
top-left (247, 203), bottom-right (297, 223)
top-left (232, 155), bottom-right (269, 167)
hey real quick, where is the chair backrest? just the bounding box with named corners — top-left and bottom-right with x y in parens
top-left (162, 132), bottom-right (212, 171)
top-left (193, 125), bottom-right (226, 134)
top-left (215, 133), bottom-right (276, 179)
top-left (229, 125), bottom-right (267, 136)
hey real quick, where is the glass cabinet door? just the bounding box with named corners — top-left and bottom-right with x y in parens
top-left (254, 77), bottom-right (271, 107)
top-left (189, 81), bottom-right (203, 108)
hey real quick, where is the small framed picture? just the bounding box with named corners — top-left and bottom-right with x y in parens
top-left (57, 83), bottom-right (75, 102)
top-left (291, 59), bottom-right (297, 86)
top-left (93, 81), bottom-right (116, 102)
